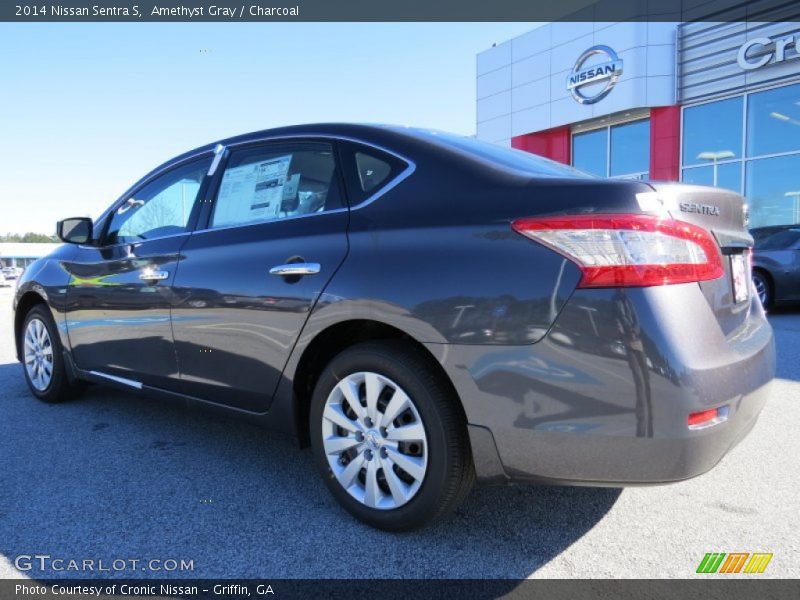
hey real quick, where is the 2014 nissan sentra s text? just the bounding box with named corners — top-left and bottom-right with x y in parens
top-left (12, 124), bottom-right (775, 531)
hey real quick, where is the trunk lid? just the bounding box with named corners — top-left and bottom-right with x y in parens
top-left (647, 182), bottom-right (754, 335)
top-left (647, 182), bottom-right (751, 247)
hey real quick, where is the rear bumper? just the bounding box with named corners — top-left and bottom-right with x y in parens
top-left (429, 284), bottom-right (775, 485)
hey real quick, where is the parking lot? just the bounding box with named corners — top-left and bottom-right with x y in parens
top-left (0, 285), bottom-right (798, 579)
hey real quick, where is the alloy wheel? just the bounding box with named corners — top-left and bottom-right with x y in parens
top-left (24, 318), bottom-right (54, 391)
top-left (753, 274), bottom-right (769, 307)
top-left (321, 371), bottom-right (428, 510)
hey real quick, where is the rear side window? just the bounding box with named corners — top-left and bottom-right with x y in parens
top-left (210, 142), bottom-right (342, 228)
top-left (355, 152), bottom-right (392, 193)
top-left (340, 142), bottom-right (409, 205)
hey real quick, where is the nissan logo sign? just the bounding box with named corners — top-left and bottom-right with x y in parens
top-left (567, 45), bottom-right (623, 104)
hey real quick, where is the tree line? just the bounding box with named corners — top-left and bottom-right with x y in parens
top-left (0, 233), bottom-right (58, 243)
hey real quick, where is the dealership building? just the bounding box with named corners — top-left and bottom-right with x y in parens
top-left (476, 20), bottom-right (800, 229)
top-left (0, 243), bottom-right (60, 270)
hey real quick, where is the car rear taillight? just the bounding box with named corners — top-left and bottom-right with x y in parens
top-left (511, 214), bottom-right (724, 288)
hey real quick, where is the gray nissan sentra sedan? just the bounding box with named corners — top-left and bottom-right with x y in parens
top-left (12, 124), bottom-right (775, 531)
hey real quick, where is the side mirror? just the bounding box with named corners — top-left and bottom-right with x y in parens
top-left (56, 217), bottom-right (93, 244)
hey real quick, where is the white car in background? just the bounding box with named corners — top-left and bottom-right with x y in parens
top-left (1, 267), bottom-right (24, 285)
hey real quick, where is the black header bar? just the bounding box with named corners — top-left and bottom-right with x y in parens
top-left (2, 0), bottom-right (799, 22)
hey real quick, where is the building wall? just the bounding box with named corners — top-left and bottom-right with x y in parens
top-left (477, 10), bottom-right (800, 203)
top-left (511, 126), bottom-right (571, 163)
top-left (0, 243), bottom-right (61, 268)
top-left (679, 21), bottom-right (800, 104)
top-left (476, 21), bottom-right (678, 146)
top-left (650, 106), bottom-right (681, 180)
top-left (677, 19), bottom-right (800, 228)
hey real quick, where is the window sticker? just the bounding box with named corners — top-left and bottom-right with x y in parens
top-left (213, 154), bottom-right (292, 226)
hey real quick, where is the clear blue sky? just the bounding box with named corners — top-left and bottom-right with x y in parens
top-left (0, 23), bottom-right (536, 235)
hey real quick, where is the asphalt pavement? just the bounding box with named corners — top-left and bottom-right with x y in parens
top-left (0, 285), bottom-right (798, 579)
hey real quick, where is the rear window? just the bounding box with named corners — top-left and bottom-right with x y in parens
top-left (410, 129), bottom-right (593, 178)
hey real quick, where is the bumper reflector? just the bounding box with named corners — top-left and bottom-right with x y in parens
top-left (688, 406), bottom-right (729, 430)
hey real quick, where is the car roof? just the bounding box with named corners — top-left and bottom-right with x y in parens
top-left (169, 123), bottom-right (427, 161)
top-left (219, 123), bottom-right (417, 145)
top-left (158, 122), bottom-right (586, 183)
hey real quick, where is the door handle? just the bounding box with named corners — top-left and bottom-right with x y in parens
top-left (269, 262), bottom-right (321, 277)
top-left (139, 268), bottom-right (169, 281)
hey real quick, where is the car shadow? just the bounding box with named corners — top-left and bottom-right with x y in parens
top-left (0, 361), bottom-right (620, 581)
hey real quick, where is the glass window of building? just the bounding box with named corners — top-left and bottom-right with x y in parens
top-left (747, 83), bottom-right (800, 157)
top-left (681, 162), bottom-right (742, 194)
top-left (572, 128), bottom-right (607, 177)
top-left (573, 119), bottom-right (650, 178)
top-left (610, 119), bottom-right (650, 178)
top-left (682, 97), bottom-right (743, 167)
top-left (683, 84), bottom-right (800, 227)
top-left (746, 155), bottom-right (800, 228)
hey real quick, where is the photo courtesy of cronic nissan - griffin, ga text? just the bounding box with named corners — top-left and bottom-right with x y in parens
top-left (12, 124), bottom-right (775, 531)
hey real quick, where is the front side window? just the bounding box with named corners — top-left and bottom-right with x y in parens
top-left (105, 157), bottom-right (212, 245)
top-left (210, 143), bottom-right (340, 229)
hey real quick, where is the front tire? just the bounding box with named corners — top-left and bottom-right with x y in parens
top-left (21, 305), bottom-right (85, 403)
top-left (309, 341), bottom-right (474, 531)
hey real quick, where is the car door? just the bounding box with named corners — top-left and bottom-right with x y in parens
top-left (64, 155), bottom-right (213, 390)
top-left (755, 228), bottom-right (800, 301)
top-left (782, 231), bottom-right (800, 300)
top-left (170, 140), bottom-right (349, 411)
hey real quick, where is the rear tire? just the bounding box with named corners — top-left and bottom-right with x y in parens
top-left (309, 341), bottom-right (474, 531)
top-left (752, 270), bottom-right (773, 309)
top-left (21, 305), bottom-right (85, 403)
